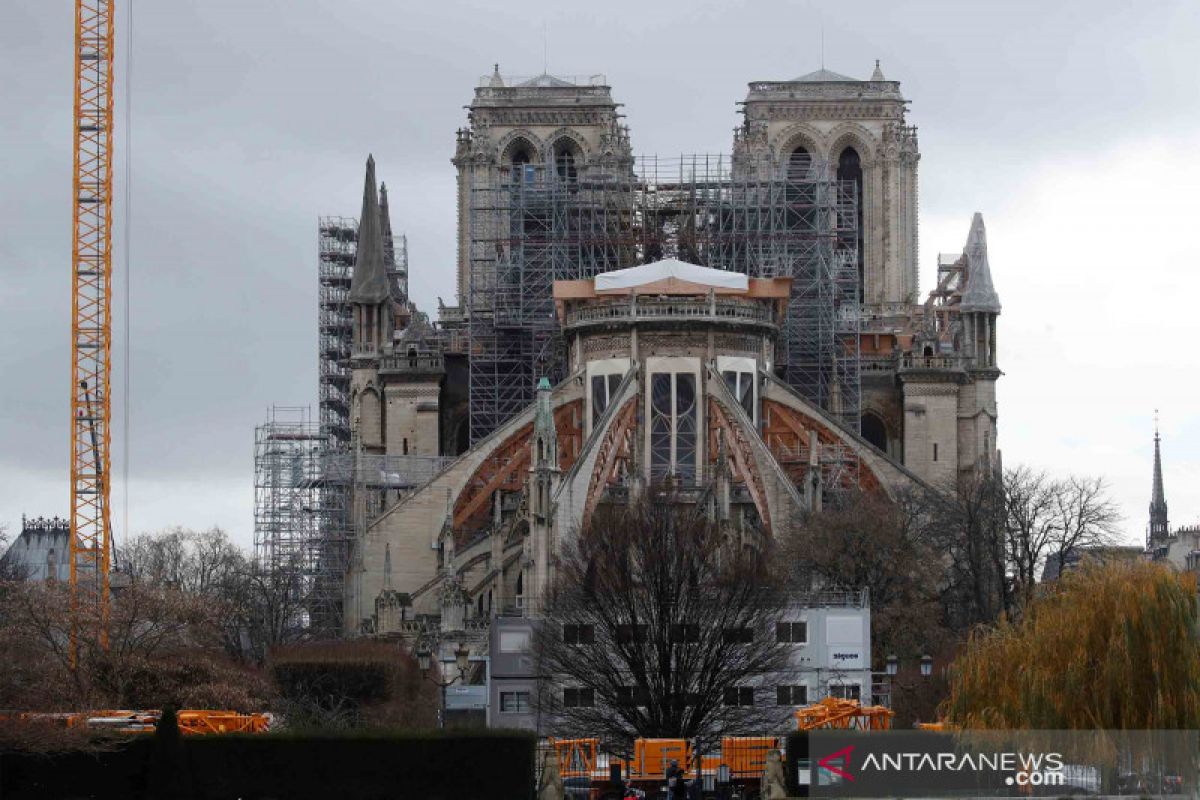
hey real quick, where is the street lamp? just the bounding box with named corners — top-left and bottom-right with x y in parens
top-left (417, 642), bottom-right (470, 729)
top-left (885, 654), bottom-right (899, 677)
top-left (882, 654), bottom-right (932, 711)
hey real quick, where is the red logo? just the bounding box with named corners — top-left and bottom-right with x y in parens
top-left (819, 745), bottom-right (856, 782)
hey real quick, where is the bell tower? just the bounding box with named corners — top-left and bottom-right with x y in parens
top-left (737, 62), bottom-right (919, 312)
top-left (452, 65), bottom-right (633, 312)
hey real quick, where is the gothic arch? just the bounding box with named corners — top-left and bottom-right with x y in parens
top-left (544, 128), bottom-right (592, 161)
top-left (548, 134), bottom-right (584, 183)
top-left (771, 123), bottom-right (826, 169)
top-left (497, 130), bottom-right (543, 164)
top-left (826, 123), bottom-right (878, 166)
top-left (860, 410), bottom-right (889, 453)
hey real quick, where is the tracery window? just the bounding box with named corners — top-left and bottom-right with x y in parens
top-left (650, 372), bottom-right (697, 482)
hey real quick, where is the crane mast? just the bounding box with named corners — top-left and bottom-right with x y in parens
top-left (69, 0), bottom-right (116, 662)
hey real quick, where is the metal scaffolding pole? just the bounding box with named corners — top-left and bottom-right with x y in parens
top-left (465, 153), bottom-right (861, 444)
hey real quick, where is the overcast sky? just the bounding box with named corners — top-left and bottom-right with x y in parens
top-left (2, 0), bottom-right (1198, 551)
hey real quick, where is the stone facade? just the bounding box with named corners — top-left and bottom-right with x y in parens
top-left (332, 65), bottom-right (1008, 723)
top-left (444, 65), bottom-right (1001, 491)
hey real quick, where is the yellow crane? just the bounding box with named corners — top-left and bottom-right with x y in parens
top-left (69, 0), bottom-right (116, 663)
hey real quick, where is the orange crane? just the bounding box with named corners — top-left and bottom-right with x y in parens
top-left (794, 697), bottom-right (894, 731)
top-left (69, 0), bottom-right (116, 664)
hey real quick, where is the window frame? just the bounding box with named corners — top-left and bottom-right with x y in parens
top-left (776, 685), bottom-right (809, 706)
top-left (563, 623), bottom-right (595, 645)
top-left (563, 687), bottom-right (595, 709)
top-left (499, 691), bottom-right (532, 713)
top-left (776, 620), bottom-right (808, 644)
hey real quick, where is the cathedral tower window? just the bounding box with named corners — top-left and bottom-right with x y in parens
top-left (837, 147), bottom-right (865, 300)
top-left (553, 141), bottom-right (578, 183)
top-left (787, 146), bottom-right (812, 180)
top-left (509, 142), bottom-right (535, 185)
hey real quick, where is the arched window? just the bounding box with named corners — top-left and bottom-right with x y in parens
top-left (786, 146), bottom-right (817, 240)
top-left (860, 412), bottom-right (888, 453)
top-left (510, 147), bottom-right (531, 167)
top-left (837, 147), bottom-right (865, 300)
top-left (553, 141), bottom-right (578, 183)
top-left (508, 142), bottom-right (535, 185)
top-left (787, 146), bottom-right (812, 180)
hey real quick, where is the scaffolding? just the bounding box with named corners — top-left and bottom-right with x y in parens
top-left (318, 216), bottom-right (410, 448)
top-left (318, 217), bottom-right (356, 449)
top-left (253, 406), bottom-right (346, 633)
top-left (253, 406), bottom-right (456, 635)
top-left (466, 154), bottom-right (860, 444)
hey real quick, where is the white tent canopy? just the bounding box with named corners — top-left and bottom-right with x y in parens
top-left (594, 258), bottom-right (749, 293)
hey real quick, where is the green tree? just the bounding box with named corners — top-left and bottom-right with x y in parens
top-left (944, 561), bottom-right (1200, 729)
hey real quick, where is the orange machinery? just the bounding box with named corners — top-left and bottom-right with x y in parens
top-left (2, 709), bottom-right (271, 735)
top-left (794, 697), bottom-right (893, 731)
top-left (551, 736), bottom-right (780, 796)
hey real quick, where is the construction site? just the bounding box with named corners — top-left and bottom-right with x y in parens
top-left (8, 0), bottom-right (1008, 769)
top-left (243, 65), bottom-right (1006, 655)
top-left (463, 151), bottom-right (863, 444)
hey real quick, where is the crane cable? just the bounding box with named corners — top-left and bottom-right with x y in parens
top-left (118, 0), bottom-right (132, 566)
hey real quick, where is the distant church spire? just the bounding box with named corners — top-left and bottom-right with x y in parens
top-left (1149, 411), bottom-right (1170, 545)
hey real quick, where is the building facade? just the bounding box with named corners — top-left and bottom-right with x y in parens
top-left (262, 63), bottom-right (1010, 724)
top-left (0, 516), bottom-right (71, 582)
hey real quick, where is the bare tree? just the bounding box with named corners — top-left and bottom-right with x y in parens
top-left (115, 527), bottom-right (309, 662)
top-left (784, 490), bottom-right (951, 667)
top-left (1002, 467), bottom-right (1061, 608)
top-left (535, 494), bottom-right (791, 751)
top-left (118, 526), bottom-right (243, 596)
top-left (226, 557), bottom-right (310, 663)
top-left (919, 471), bottom-right (1012, 627)
top-left (0, 577), bottom-right (267, 711)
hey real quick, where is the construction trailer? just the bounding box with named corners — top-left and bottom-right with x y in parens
top-left (550, 736), bottom-right (784, 799)
top-left (546, 701), bottom-right (891, 799)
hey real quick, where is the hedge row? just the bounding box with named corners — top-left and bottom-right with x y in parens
top-left (0, 729), bottom-right (537, 800)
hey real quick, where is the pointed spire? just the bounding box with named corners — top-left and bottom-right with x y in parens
top-left (960, 212), bottom-right (1002, 313)
top-left (1149, 411), bottom-right (1170, 542)
top-left (379, 181), bottom-right (396, 269)
top-left (348, 154), bottom-right (391, 305)
top-left (870, 59), bottom-right (885, 81)
top-left (489, 63), bottom-right (504, 87)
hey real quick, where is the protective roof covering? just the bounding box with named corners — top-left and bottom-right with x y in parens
top-left (594, 258), bottom-right (749, 293)
top-left (793, 68), bottom-right (859, 82)
top-left (518, 73), bottom-right (575, 88)
top-left (348, 155), bottom-right (392, 305)
top-left (960, 213), bottom-right (1001, 313)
